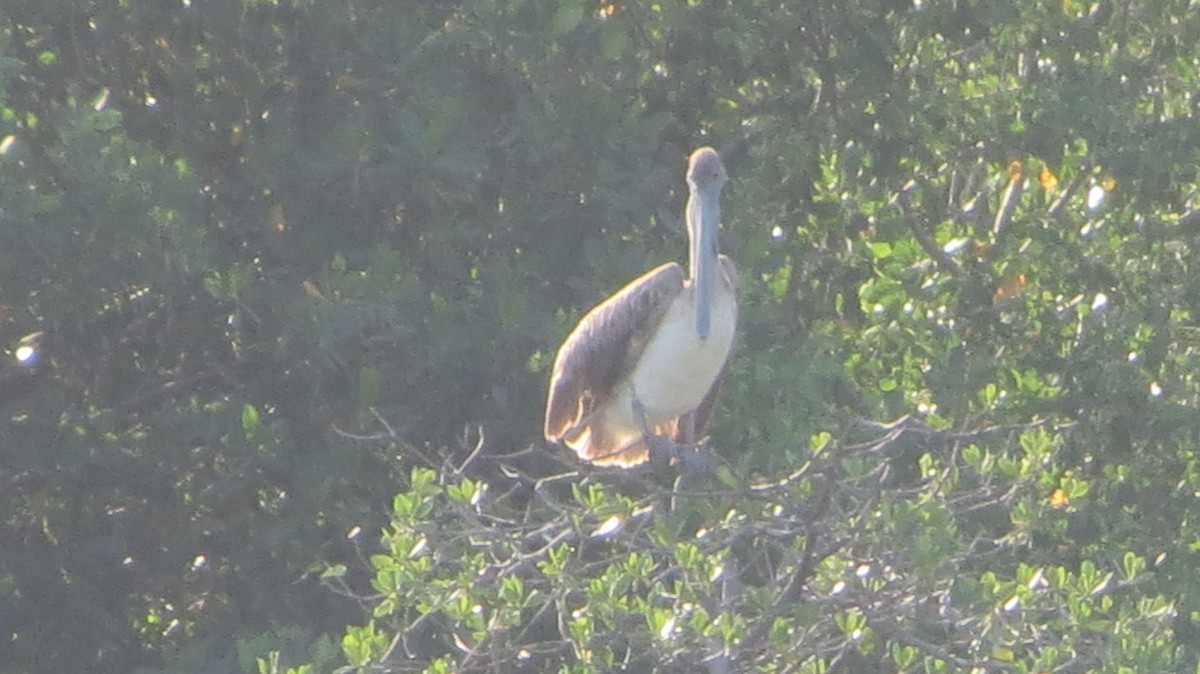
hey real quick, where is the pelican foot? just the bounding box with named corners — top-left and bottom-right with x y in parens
top-left (676, 444), bottom-right (717, 477)
top-left (644, 432), bottom-right (682, 469)
top-left (631, 397), bottom-right (716, 474)
top-left (643, 434), bottom-right (718, 477)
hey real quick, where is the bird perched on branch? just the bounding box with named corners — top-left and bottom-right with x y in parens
top-left (544, 147), bottom-right (738, 467)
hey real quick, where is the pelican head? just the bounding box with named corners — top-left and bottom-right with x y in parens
top-left (685, 147), bottom-right (728, 340)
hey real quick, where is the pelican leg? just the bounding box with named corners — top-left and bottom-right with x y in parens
top-left (681, 411), bottom-right (696, 446)
top-left (631, 396), bottom-right (680, 466)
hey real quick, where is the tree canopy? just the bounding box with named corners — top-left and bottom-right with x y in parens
top-left (2, 0), bottom-right (1200, 672)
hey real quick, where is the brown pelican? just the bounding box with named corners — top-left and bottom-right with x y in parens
top-left (544, 147), bottom-right (738, 467)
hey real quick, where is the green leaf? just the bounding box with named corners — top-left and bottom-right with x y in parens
top-left (601, 24), bottom-right (630, 61)
top-left (810, 431), bottom-right (832, 453)
top-left (1123, 551), bottom-right (1145, 580)
top-left (320, 564), bottom-right (347, 579)
top-left (553, 2), bottom-right (584, 33)
top-left (359, 366), bottom-right (380, 409)
top-left (242, 404), bottom-right (261, 442)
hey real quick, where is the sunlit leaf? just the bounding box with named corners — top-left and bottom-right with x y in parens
top-left (1039, 166), bottom-right (1059, 191)
top-left (1006, 159), bottom-right (1023, 181)
top-left (1048, 487), bottom-right (1068, 509)
top-left (994, 273), bottom-right (1027, 300)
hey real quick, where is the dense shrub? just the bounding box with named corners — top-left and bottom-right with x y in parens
top-left (1, 0), bottom-right (1198, 672)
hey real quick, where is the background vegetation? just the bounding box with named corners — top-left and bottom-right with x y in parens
top-left (1, 0), bottom-right (1199, 671)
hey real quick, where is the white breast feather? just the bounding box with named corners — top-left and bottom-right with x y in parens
top-left (605, 286), bottom-right (736, 432)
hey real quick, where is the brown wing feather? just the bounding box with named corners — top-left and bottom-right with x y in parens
top-left (544, 263), bottom-right (685, 443)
